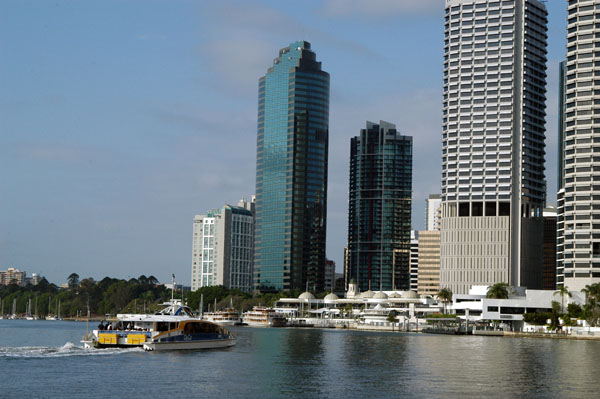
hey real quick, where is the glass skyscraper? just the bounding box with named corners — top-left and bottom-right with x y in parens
top-left (347, 121), bottom-right (412, 292)
top-left (255, 41), bottom-right (330, 292)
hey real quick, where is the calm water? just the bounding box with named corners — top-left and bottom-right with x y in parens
top-left (0, 320), bottom-right (598, 398)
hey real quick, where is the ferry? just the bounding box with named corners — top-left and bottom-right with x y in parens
top-left (203, 308), bottom-right (242, 327)
top-left (242, 306), bottom-right (287, 327)
top-left (81, 300), bottom-right (236, 351)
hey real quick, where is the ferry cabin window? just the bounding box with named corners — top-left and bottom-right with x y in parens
top-left (487, 306), bottom-right (499, 312)
top-left (156, 322), bottom-right (169, 332)
top-left (183, 322), bottom-right (223, 335)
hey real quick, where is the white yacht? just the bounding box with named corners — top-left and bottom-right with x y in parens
top-left (203, 308), bottom-right (241, 327)
top-left (242, 306), bottom-right (287, 327)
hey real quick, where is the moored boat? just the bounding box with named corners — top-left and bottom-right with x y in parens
top-left (242, 306), bottom-right (287, 327)
top-left (203, 308), bottom-right (241, 327)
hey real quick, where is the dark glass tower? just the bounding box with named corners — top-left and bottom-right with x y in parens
top-left (255, 41), bottom-right (330, 292)
top-left (347, 121), bottom-right (412, 292)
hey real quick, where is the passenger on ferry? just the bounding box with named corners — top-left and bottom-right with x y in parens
top-left (97, 321), bottom-right (105, 330)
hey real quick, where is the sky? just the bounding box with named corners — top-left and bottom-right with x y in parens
top-left (0, 0), bottom-right (567, 286)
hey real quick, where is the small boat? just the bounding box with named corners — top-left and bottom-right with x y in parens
top-left (242, 306), bottom-right (287, 327)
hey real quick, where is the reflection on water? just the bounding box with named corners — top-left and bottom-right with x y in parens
top-left (0, 320), bottom-right (598, 398)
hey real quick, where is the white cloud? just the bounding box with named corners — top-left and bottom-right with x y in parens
top-left (321, 0), bottom-right (441, 18)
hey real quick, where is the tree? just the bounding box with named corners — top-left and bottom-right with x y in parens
top-left (567, 303), bottom-right (582, 319)
top-left (67, 273), bottom-right (80, 290)
top-left (554, 286), bottom-right (572, 313)
top-left (387, 310), bottom-right (398, 331)
top-left (437, 288), bottom-right (453, 314)
top-left (486, 283), bottom-right (510, 299)
top-left (549, 301), bottom-right (561, 331)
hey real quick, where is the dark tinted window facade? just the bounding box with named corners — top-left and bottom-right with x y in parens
top-left (347, 121), bottom-right (412, 291)
top-left (255, 41), bottom-right (330, 292)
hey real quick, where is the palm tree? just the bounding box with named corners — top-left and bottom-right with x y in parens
top-left (486, 283), bottom-right (509, 299)
top-left (581, 285), bottom-right (592, 306)
top-left (554, 286), bottom-right (572, 313)
top-left (437, 288), bottom-right (453, 314)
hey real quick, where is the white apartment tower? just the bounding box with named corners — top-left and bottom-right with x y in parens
top-left (425, 194), bottom-right (442, 231)
top-left (191, 202), bottom-right (254, 293)
top-left (557, 0), bottom-right (600, 292)
top-left (440, 0), bottom-right (548, 294)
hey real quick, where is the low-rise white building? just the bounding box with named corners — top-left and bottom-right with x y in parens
top-left (450, 285), bottom-right (586, 331)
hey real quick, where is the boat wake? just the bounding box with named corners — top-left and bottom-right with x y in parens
top-left (0, 342), bottom-right (143, 358)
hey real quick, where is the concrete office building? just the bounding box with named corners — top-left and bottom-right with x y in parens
top-left (440, 0), bottom-right (548, 294)
top-left (191, 201), bottom-right (254, 293)
top-left (556, 0), bottom-right (600, 292)
top-left (254, 41), bottom-right (329, 292)
top-left (417, 230), bottom-right (442, 296)
top-left (347, 121), bottom-right (412, 291)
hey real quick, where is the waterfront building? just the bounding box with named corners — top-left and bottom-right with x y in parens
top-left (451, 285), bottom-right (585, 330)
top-left (425, 194), bottom-right (442, 231)
top-left (542, 207), bottom-right (557, 290)
top-left (410, 231), bottom-right (419, 291)
top-left (254, 41), bottom-right (330, 292)
top-left (347, 121), bottom-right (412, 292)
top-left (556, 0), bottom-right (600, 292)
top-left (191, 202), bottom-right (254, 293)
top-left (417, 230), bottom-right (441, 296)
top-left (0, 268), bottom-right (26, 286)
top-left (440, 0), bottom-right (548, 294)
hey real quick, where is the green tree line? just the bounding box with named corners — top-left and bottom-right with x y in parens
top-left (0, 274), bottom-right (321, 318)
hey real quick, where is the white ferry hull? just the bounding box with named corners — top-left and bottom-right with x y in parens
top-left (243, 321), bottom-right (270, 328)
top-left (143, 338), bottom-right (236, 351)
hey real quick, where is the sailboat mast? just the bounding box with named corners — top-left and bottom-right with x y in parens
top-left (171, 274), bottom-right (175, 302)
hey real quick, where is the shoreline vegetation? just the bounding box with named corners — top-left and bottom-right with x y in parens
top-left (0, 274), bottom-right (318, 319)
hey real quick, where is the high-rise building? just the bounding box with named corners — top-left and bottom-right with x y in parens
top-left (543, 207), bottom-right (557, 291)
top-left (425, 194), bottom-right (442, 231)
top-left (410, 230), bottom-right (419, 291)
top-left (191, 203), bottom-right (254, 293)
top-left (255, 41), bottom-right (330, 292)
top-left (557, 0), bottom-right (600, 291)
top-left (347, 121), bottom-right (412, 292)
top-left (343, 246), bottom-right (349, 291)
top-left (417, 230), bottom-right (442, 296)
top-left (324, 260), bottom-right (336, 292)
top-left (440, 0), bottom-right (548, 294)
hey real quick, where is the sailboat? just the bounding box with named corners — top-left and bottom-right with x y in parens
top-left (0, 297), bottom-right (4, 319)
top-left (25, 298), bottom-right (34, 320)
top-left (10, 298), bottom-right (17, 319)
top-left (46, 297), bottom-right (58, 320)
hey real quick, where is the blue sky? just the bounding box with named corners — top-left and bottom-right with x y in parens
top-left (0, 0), bottom-right (566, 285)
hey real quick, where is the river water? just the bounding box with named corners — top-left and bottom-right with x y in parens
top-left (0, 319), bottom-right (597, 398)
